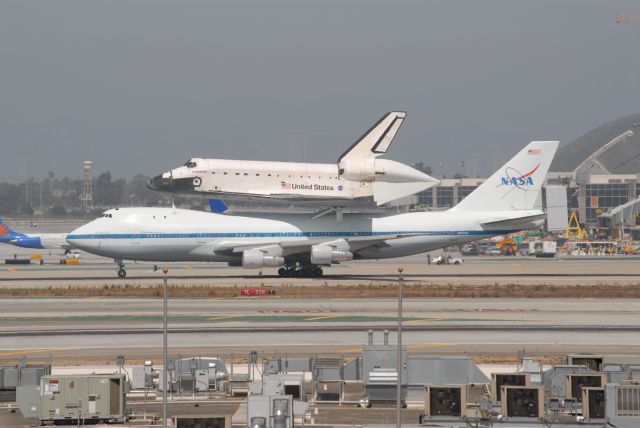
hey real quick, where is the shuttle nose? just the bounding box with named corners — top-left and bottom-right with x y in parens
top-left (148, 174), bottom-right (171, 191)
top-left (147, 173), bottom-right (200, 193)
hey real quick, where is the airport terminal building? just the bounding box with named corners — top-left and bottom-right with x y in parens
top-left (415, 112), bottom-right (640, 232)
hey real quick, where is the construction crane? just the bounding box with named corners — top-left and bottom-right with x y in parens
top-left (616, 13), bottom-right (640, 24)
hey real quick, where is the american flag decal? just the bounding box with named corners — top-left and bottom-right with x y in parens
top-left (527, 149), bottom-right (542, 155)
top-left (281, 181), bottom-right (291, 190)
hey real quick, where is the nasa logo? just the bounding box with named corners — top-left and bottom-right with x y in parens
top-left (500, 176), bottom-right (534, 186)
top-left (338, 185), bottom-right (343, 191)
top-left (498, 163), bottom-right (540, 190)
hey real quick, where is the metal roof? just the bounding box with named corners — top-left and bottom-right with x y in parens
top-left (550, 112), bottom-right (640, 174)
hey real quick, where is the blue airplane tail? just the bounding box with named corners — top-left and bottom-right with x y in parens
top-left (209, 199), bottom-right (230, 214)
top-left (0, 217), bottom-right (19, 241)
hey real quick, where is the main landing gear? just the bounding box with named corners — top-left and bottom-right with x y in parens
top-left (278, 264), bottom-right (323, 278)
top-left (115, 259), bottom-right (127, 278)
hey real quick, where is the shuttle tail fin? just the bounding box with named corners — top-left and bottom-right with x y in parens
top-left (450, 141), bottom-right (559, 212)
top-left (338, 111), bottom-right (406, 163)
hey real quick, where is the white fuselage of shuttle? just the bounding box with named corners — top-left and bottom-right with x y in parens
top-left (149, 157), bottom-right (437, 206)
top-left (147, 112), bottom-right (439, 207)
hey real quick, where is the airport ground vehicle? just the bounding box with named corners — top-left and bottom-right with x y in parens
top-left (433, 254), bottom-right (464, 265)
top-left (483, 246), bottom-right (501, 256)
top-left (461, 243), bottom-right (479, 256)
top-left (496, 236), bottom-right (517, 255)
top-left (535, 241), bottom-right (557, 258)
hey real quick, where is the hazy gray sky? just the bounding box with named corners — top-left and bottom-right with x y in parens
top-left (1, 0), bottom-right (639, 182)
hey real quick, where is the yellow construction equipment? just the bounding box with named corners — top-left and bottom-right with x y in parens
top-left (496, 236), bottom-right (517, 256)
top-left (565, 211), bottom-right (587, 240)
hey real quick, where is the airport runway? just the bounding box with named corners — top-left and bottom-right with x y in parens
top-left (1, 297), bottom-right (638, 364)
top-left (3, 251), bottom-right (640, 288)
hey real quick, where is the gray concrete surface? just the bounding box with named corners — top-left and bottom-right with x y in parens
top-left (1, 297), bottom-right (638, 363)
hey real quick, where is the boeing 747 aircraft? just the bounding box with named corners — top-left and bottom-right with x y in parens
top-left (148, 112), bottom-right (439, 209)
top-left (0, 217), bottom-right (70, 250)
top-left (68, 141), bottom-right (558, 278)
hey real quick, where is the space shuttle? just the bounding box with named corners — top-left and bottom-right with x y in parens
top-left (148, 112), bottom-right (438, 209)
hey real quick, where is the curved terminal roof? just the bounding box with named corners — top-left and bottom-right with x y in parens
top-left (550, 112), bottom-right (640, 174)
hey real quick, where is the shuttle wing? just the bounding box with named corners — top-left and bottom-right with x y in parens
top-left (338, 112), bottom-right (406, 162)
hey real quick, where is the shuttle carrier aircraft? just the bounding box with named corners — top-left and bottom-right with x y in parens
top-left (148, 112), bottom-right (439, 209)
top-left (68, 141), bottom-right (558, 278)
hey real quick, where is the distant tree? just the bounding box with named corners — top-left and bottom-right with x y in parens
top-left (47, 205), bottom-right (67, 216)
top-left (126, 175), bottom-right (161, 206)
top-left (412, 162), bottom-right (433, 175)
top-left (94, 172), bottom-right (125, 206)
top-left (0, 183), bottom-right (22, 215)
top-left (19, 202), bottom-right (34, 215)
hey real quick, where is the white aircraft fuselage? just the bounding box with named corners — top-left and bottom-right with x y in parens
top-left (66, 207), bottom-right (544, 262)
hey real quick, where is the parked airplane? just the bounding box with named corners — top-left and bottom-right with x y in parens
top-left (147, 112), bottom-right (439, 209)
top-left (68, 141), bottom-right (558, 278)
top-left (0, 217), bottom-right (69, 250)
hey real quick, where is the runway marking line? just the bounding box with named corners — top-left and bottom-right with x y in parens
top-left (339, 347), bottom-right (366, 353)
top-left (208, 316), bottom-right (232, 321)
top-left (407, 343), bottom-right (452, 349)
top-left (304, 315), bottom-right (339, 321)
top-left (338, 344), bottom-right (451, 353)
top-left (406, 318), bottom-right (448, 323)
top-left (0, 348), bottom-right (73, 357)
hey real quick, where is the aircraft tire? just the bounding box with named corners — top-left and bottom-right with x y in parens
top-left (278, 267), bottom-right (287, 277)
top-left (117, 269), bottom-right (127, 278)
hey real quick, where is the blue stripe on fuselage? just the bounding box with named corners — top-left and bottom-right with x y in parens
top-left (66, 230), bottom-right (520, 240)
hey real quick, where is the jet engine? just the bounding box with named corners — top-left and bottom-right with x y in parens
top-left (310, 244), bottom-right (353, 265)
top-left (9, 237), bottom-right (42, 249)
top-left (242, 249), bottom-right (284, 268)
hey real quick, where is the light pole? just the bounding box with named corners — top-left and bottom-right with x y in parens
top-left (162, 267), bottom-right (168, 428)
top-left (396, 266), bottom-right (404, 428)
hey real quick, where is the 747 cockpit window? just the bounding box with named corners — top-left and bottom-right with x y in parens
top-left (184, 160), bottom-right (197, 168)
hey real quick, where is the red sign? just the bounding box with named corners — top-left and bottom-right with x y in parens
top-left (240, 288), bottom-right (271, 297)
